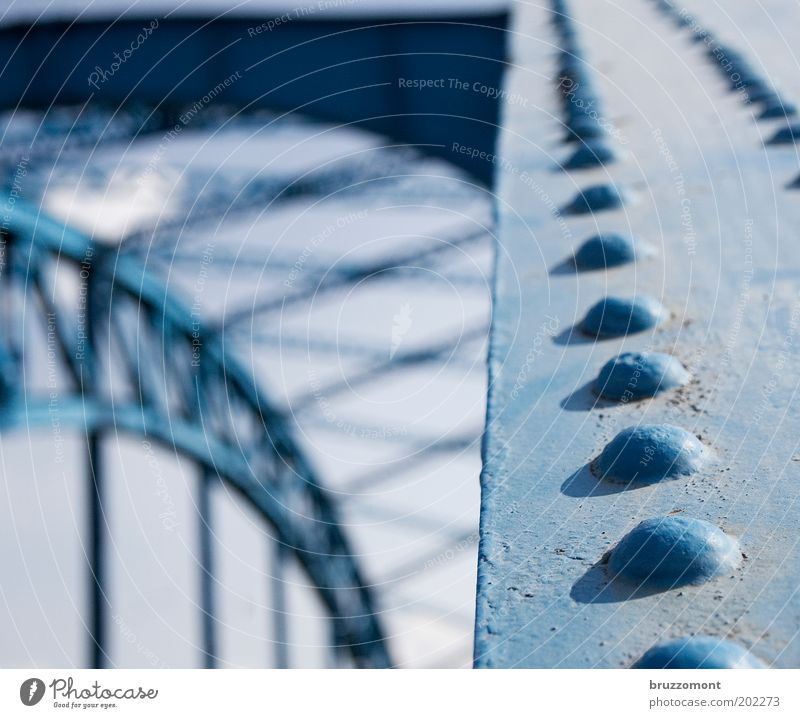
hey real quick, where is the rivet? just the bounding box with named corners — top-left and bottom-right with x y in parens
top-left (747, 87), bottom-right (781, 105)
top-left (767, 124), bottom-right (800, 145)
top-left (594, 352), bottom-right (690, 400)
top-left (558, 60), bottom-right (589, 88)
top-left (709, 45), bottom-right (744, 66)
top-left (632, 637), bottom-right (766, 669)
top-left (564, 117), bottom-right (606, 143)
top-left (573, 233), bottom-right (646, 270)
top-left (690, 30), bottom-right (714, 45)
top-left (608, 516), bottom-right (740, 589)
top-left (0, 345), bottom-right (15, 407)
top-left (758, 100), bottom-right (797, 120)
top-left (563, 184), bottom-right (626, 215)
top-left (594, 424), bottom-right (708, 484)
top-left (562, 141), bottom-right (616, 170)
top-left (559, 27), bottom-right (579, 45)
top-left (580, 295), bottom-right (665, 338)
top-left (728, 68), bottom-right (761, 91)
top-left (565, 94), bottom-right (601, 122)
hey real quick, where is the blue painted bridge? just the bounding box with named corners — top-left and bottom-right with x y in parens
top-left (475, 0), bottom-right (800, 668)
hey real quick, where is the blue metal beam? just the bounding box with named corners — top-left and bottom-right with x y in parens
top-left (475, 0), bottom-right (800, 668)
top-left (0, 13), bottom-right (508, 184)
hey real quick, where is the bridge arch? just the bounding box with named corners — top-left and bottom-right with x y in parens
top-left (0, 197), bottom-right (391, 667)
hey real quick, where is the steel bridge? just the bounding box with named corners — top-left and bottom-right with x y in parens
top-left (2, 0), bottom-right (800, 670)
top-left (475, 0), bottom-right (800, 669)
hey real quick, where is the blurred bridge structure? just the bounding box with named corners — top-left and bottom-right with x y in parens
top-left (0, 0), bottom-right (507, 669)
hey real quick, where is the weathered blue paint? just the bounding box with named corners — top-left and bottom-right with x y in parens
top-left (594, 353), bottom-right (690, 401)
top-left (562, 141), bottom-right (617, 170)
top-left (581, 296), bottom-right (665, 338)
top-left (608, 516), bottom-right (740, 589)
top-left (563, 184), bottom-right (627, 215)
top-left (594, 425), bottom-right (708, 485)
top-left (573, 234), bottom-right (644, 271)
top-left (633, 637), bottom-right (766, 669)
top-left (475, 0), bottom-right (800, 668)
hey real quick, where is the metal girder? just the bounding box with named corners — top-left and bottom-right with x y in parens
top-left (475, 0), bottom-right (800, 668)
top-left (0, 13), bottom-right (508, 184)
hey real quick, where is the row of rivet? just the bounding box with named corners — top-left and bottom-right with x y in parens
top-left (649, 0), bottom-right (800, 187)
top-left (551, 0), bottom-right (618, 170)
top-left (650, 0), bottom-right (796, 119)
top-left (549, 1), bottom-right (763, 669)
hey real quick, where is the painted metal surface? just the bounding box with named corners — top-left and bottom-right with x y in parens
top-left (475, 0), bottom-right (800, 668)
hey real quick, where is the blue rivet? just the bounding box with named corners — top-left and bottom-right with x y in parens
top-left (594, 352), bottom-right (690, 401)
top-left (0, 345), bottom-right (15, 408)
top-left (563, 184), bottom-right (626, 215)
top-left (747, 87), bottom-right (781, 105)
top-left (690, 30), bottom-right (714, 45)
top-left (564, 104), bottom-right (601, 128)
top-left (594, 424), bottom-right (708, 484)
top-left (564, 117), bottom-right (606, 143)
top-left (562, 141), bottom-right (616, 170)
top-left (633, 637), bottom-right (766, 669)
top-left (560, 26), bottom-right (578, 43)
top-left (767, 124), bottom-right (800, 145)
top-left (558, 61), bottom-right (589, 87)
top-left (758, 100), bottom-right (797, 120)
top-left (740, 75), bottom-right (764, 91)
top-left (709, 45), bottom-right (744, 66)
top-left (609, 516), bottom-right (740, 589)
top-left (728, 68), bottom-right (761, 91)
top-left (564, 97), bottom-right (600, 121)
top-left (573, 233), bottom-right (646, 270)
top-left (581, 295), bottom-right (665, 338)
